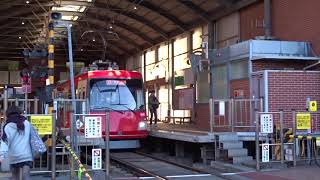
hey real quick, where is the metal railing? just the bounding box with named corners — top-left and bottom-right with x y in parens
top-left (209, 98), bottom-right (263, 133)
top-left (255, 110), bottom-right (295, 170)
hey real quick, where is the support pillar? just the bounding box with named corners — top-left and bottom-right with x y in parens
top-left (175, 142), bottom-right (185, 158)
top-left (48, 22), bottom-right (55, 114)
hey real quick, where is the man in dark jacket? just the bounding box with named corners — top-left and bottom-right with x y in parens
top-left (148, 90), bottom-right (160, 125)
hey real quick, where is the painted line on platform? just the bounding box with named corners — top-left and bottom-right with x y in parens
top-left (221, 169), bottom-right (281, 176)
top-left (166, 174), bottom-right (212, 178)
top-left (221, 171), bottom-right (256, 176)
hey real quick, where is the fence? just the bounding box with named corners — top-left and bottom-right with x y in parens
top-left (53, 99), bottom-right (109, 179)
top-left (209, 98), bottom-right (263, 132)
top-left (254, 110), bottom-right (320, 170)
top-left (255, 111), bottom-right (295, 170)
top-left (292, 111), bottom-right (320, 166)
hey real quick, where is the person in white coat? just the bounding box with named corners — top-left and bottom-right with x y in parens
top-left (0, 106), bottom-right (33, 180)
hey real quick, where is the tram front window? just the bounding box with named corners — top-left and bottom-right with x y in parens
top-left (89, 79), bottom-right (144, 111)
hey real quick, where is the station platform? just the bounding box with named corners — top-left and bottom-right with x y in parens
top-left (148, 123), bottom-right (256, 143)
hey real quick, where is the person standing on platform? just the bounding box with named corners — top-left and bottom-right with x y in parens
top-left (148, 90), bottom-right (160, 126)
top-left (0, 106), bottom-right (33, 180)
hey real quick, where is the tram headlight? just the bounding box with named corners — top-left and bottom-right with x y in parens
top-left (138, 121), bottom-right (147, 130)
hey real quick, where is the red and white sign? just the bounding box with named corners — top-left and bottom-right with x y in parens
top-left (92, 149), bottom-right (102, 169)
top-left (21, 76), bottom-right (31, 94)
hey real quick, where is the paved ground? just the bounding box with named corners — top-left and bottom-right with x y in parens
top-left (226, 166), bottom-right (320, 180)
top-left (1, 165), bottom-right (320, 179)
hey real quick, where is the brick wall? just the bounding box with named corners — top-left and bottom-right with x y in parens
top-left (240, 2), bottom-right (264, 41)
top-left (230, 78), bottom-right (250, 98)
top-left (195, 103), bottom-right (210, 131)
top-left (268, 71), bottom-right (320, 127)
top-left (272, 0), bottom-right (320, 55)
top-left (252, 60), bottom-right (315, 72)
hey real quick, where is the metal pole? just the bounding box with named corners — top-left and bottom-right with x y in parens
top-left (209, 98), bottom-right (213, 134)
top-left (24, 93), bottom-right (28, 113)
top-left (264, 0), bottom-right (272, 38)
top-left (34, 97), bottom-right (38, 114)
top-left (69, 111), bottom-right (75, 180)
top-left (292, 110), bottom-right (296, 167)
top-left (4, 86), bottom-right (8, 121)
top-left (105, 111), bottom-right (110, 180)
top-left (51, 110), bottom-right (56, 180)
top-left (255, 109), bottom-right (260, 170)
top-left (15, 98), bottom-right (18, 107)
top-left (231, 99), bottom-right (234, 132)
top-left (280, 110), bottom-right (284, 165)
top-left (67, 25), bottom-right (78, 153)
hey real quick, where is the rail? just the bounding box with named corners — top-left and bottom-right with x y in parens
top-left (110, 154), bottom-right (167, 180)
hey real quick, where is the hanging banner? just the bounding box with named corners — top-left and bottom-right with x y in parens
top-left (30, 115), bottom-right (52, 135)
top-left (21, 76), bottom-right (31, 93)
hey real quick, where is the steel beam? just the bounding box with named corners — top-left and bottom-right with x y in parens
top-left (84, 13), bottom-right (156, 46)
top-left (177, 0), bottom-right (210, 22)
top-left (128, 0), bottom-right (187, 32)
top-left (93, 2), bottom-right (169, 39)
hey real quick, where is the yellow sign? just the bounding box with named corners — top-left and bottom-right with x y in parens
top-left (310, 101), bottom-right (317, 112)
top-left (316, 137), bottom-right (320, 147)
top-left (31, 115), bottom-right (52, 135)
top-left (296, 113), bottom-right (311, 130)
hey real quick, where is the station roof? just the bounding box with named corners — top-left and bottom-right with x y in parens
top-left (0, 0), bottom-right (258, 65)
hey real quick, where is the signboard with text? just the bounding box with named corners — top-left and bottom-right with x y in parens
top-left (30, 115), bottom-right (52, 135)
top-left (296, 113), bottom-right (311, 130)
top-left (92, 149), bottom-right (102, 170)
top-left (85, 116), bottom-right (102, 138)
top-left (260, 114), bottom-right (273, 134)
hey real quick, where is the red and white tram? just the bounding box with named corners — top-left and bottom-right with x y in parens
top-left (54, 65), bottom-right (148, 149)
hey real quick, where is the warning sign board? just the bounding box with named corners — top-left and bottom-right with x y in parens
top-left (92, 149), bottom-right (102, 170)
top-left (260, 114), bottom-right (273, 133)
top-left (310, 101), bottom-right (317, 112)
top-left (30, 115), bottom-right (52, 135)
top-left (85, 116), bottom-right (102, 138)
top-left (296, 113), bottom-right (311, 130)
top-left (262, 144), bottom-right (270, 162)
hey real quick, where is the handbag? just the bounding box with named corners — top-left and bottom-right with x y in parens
top-left (30, 125), bottom-right (46, 158)
top-left (0, 140), bottom-right (9, 172)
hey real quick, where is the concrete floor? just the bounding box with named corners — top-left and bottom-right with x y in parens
top-left (227, 166), bottom-right (320, 180)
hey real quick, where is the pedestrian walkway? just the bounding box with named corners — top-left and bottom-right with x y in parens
top-left (227, 166), bottom-right (320, 180)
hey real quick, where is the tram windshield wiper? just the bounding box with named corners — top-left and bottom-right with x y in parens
top-left (91, 106), bottom-right (124, 114)
top-left (111, 103), bottom-right (135, 113)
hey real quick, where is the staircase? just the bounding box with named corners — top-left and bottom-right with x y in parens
top-left (217, 133), bottom-right (253, 164)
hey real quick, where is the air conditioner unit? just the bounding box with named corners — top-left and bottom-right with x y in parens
top-left (199, 59), bottom-right (210, 72)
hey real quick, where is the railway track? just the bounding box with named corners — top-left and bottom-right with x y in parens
top-left (110, 151), bottom-right (226, 180)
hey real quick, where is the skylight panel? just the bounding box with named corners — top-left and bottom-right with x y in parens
top-left (61, 15), bottom-right (79, 21)
top-left (52, 5), bottom-right (86, 12)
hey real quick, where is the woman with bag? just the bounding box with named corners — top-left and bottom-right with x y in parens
top-left (0, 106), bottom-right (33, 180)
